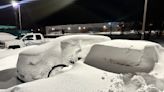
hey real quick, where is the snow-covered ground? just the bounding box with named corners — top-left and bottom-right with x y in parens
top-left (0, 35), bottom-right (164, 91)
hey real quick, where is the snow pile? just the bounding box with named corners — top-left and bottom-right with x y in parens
top-left (124, 73), bottom-right (164, 92)
top-left (150, 50), bottom-right (164, 79)
top-left (85, 40), bottom-right (161, 73)
top-left (16, 35), bottom-right (111, 82)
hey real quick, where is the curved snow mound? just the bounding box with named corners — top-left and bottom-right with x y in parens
top-left (85, 40), bottom-right (162, 73)
top-left (17, 34), bottom-right (111, 82)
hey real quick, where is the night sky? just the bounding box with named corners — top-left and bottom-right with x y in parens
top-left (0, 0), bottom-right (163, 28)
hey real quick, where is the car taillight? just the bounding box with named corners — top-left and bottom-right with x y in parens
top-left (0, 41), bottom-right (5, 49)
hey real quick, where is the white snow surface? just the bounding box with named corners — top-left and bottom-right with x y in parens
top-left (16, 34), bottom-right (111, 82)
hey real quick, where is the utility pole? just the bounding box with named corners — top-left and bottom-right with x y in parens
top-left (12, 1), bottom-right (22, 34)
top-left (141, 0), bottom-right (148, 40)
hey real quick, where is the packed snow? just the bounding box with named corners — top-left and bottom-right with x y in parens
top-left (0, 35), bottom-right (164, 92)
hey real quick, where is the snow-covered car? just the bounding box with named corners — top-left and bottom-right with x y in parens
top-left (0, 32), bottom-right (18, 49)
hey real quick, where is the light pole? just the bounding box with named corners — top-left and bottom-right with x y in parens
top-left (12, 1), bottom-right (22, 33)
top-left (141, 0), bottom-right (148, 40)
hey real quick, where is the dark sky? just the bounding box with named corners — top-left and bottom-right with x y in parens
top-left (0, 0), bottom-right (163, 28)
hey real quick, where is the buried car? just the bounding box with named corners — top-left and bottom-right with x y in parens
top-left (16, 34), bottom-right (111, 82)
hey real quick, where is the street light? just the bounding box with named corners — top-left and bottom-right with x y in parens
top-left (12, 1), bottom-right (22, 33)
top-left (141, 0), bottom-right (148, 40)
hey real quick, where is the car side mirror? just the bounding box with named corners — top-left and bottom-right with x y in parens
top-left (22, 39), bottom-right (25, 41)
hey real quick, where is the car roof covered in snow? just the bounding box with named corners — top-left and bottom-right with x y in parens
top-left (0, 32), bottom-right (17, 41)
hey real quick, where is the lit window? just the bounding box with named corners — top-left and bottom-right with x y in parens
top-left (78, 27), bottom-right (81, 30)
top-left (103, 25), bottom-right (107, 29)
top-left (67, 27), bottom-right (71, 30)
top-left (83, 27), bottom-right (86, 30)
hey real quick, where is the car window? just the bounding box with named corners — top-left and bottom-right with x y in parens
top-left (36, 35), bottom-right (41, 40)
top-left (24, 35), bottom-right (34, 40)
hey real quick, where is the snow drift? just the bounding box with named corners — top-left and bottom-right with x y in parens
top-left (17, 35), bottom-right (111, 82)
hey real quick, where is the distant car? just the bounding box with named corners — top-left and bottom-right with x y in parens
top-left (0, 32), bottom-right (17, 49)
top-left (0, 32), bottom-right (46, 49)
top-left (20, 33), bottom-right (46, 46)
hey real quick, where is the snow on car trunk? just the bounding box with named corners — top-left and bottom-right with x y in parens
top-left (85, 40), bottom-right (161, 73)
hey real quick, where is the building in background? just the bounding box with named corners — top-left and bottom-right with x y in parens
top-left (45, 22), bottom-right (121, 36)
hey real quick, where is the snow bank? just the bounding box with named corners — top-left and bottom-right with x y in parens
top-left (85, 40), bottom-right (161, 73)
top-left (17, 35), bottom-right (111, 82)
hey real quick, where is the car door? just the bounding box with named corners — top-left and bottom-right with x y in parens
top-left (34, 34), bottom-right (44, 45)
top-left (22, 34), bottom-right (35, 46)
